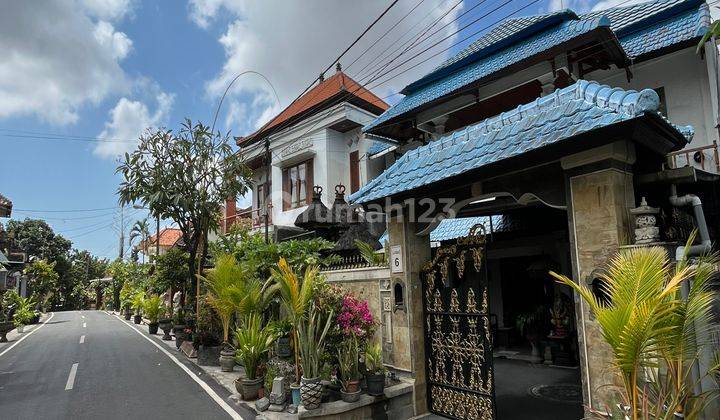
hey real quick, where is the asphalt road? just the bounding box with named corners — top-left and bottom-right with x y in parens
top-left (0, 310), bottom-right (242, 420)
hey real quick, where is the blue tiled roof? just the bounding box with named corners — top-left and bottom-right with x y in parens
top-left (376, 216), bottom-right (501, 246)
top-left (616, 2), bottom-right (709, 57)
top-left (367, 141), bottom-right (393, 156)
top-left (404, 10), bottom-right (577, 94)
top-left (364, 0), bottom-right (709, 134)
top-left (363, 16), bottom-right (611, 133)
top-left (350, 80), bottom-right (690, 204)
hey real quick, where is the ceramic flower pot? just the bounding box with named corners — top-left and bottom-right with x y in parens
top-left (236, 377), bottom-right (263, 401)
top-left (290, 383), bottom-right (301, 406)
top-left (345, 379), bottom-right (360, 394)
top-left (148, 322), bottom-right (159, 335)
top-left (158, 319), bottom-right (172, 340)
top-left (366, 373), bottom-right (386, 396)
top-left (300, 376), bottom-right (323, 410)
top-left (0, 321), bottom-right (14, 342)
top-left (219, 349), bottom-right (235, 372)
top-left (340, 389), bottom-right (361, 403)
top-left (173, 325), bottom-right (186, 349)
top-left (124, 311), bottom-right (132, 320)
top-left (133, 314), bottom-right (142, 324)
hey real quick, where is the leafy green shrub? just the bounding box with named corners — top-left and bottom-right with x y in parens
top-left (13, 297), bottom-right (35, 327)
top-left (365, 341), bottom-right (385, 374)
top-left (142, 295), bottom-right (163, 323)
top-left (234, 313), bottom-right (276, 380)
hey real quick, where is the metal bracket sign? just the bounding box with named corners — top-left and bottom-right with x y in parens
top-left (390, 245), bottom-right (403, 273)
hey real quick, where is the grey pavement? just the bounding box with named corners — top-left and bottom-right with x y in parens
top-left (0, 310), bottom-right (248, 420)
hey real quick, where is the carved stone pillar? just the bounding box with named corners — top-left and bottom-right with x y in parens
top-left (387, 212), bottom-right (431, 416)
top-left (562, 141), bottom-right (636, 414)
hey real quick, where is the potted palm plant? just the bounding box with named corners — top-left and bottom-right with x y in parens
top-left (234, 313), bottom-right (276, 400)
top-left (337, 334), bottom-right (361, 402)
top-left (132, 292), bottom-right (144, 324)
top-left (120, 283), bottom-right (133, 320)
top-left (550, 234), bottom-right (720, 420)
top-left (13, 297), bottom-right (35, 333)
top-left (271, 258), bottom-right (326, 409)
top-left (364, 341), bottom-right (386, 396)
top-left (143, 295), bottom-right (163, 334)
top-left (198, 254), bottom-right (245, 372)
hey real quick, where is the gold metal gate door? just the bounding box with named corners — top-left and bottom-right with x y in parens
top-left (421, 225), bottom-right (495, 419)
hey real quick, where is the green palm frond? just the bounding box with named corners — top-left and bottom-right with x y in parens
top-left (551, 233), bottom-right (718, 420)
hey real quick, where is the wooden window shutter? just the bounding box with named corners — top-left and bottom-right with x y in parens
top-left (349, 151), bottom-right (360, 193)
top-left (282, 168), bottom-right (290, 211)
top-left (305, 159), bottom-right (314, 204)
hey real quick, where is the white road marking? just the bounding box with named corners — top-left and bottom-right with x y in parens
top-left (65, 363), bottom-right (78, 390)
top-left (0, 312), bottom-right (54, 358)
top-left (79, 335), bottom-right (85, 344)
top-left (81, 315), bottom-right (85, 319)
top-left (82, 322), bottom-right (86, 328)
top-left (110, 313), bottom-right (240, 419)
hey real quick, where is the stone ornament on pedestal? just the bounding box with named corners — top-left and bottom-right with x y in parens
top-left (630, 197), bottom-right (660, 244)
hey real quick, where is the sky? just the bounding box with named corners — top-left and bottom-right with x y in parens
top-left (0, 0), bottom-right (702, 259)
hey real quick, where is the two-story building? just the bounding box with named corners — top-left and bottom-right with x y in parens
top-left (228, 66), bottom-right (388, 239)
top-left (348, 1), bottom-right (719, 419)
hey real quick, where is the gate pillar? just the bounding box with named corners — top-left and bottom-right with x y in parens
top-left (563, 142), bottom-right (636, 414)
top-left (387, 213), bottom-right (431, 416)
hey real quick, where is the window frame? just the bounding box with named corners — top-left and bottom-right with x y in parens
top-left (282, 159), bottom-right (313, 210)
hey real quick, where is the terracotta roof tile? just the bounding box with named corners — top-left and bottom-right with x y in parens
top-left (151, 228), bottom-right (183, 247)
top-left (237, 71), bottom-right (388, 145)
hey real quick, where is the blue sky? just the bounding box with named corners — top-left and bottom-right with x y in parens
top-left (0, 0), bottom-right (635, 259)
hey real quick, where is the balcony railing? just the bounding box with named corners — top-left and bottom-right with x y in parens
top-left (222, 206), bottom-right (272, 233)
top-left (321, 253), bottom-right (389, 272)
top-left (667, 141), bottom-right (720, 173)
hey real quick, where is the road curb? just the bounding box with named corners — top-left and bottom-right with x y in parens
top-left (0, 312), bottom-right (55, 358)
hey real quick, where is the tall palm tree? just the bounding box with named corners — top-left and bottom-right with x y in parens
top-left (129, 218), bottom-right (151, 263)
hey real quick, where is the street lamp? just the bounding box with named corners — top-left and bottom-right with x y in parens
top-left (132, 205), bottom-right (161, 258)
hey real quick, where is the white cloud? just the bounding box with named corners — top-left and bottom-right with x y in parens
top-left (0, 1), bottom-right (136, 125)
top-left (94, 21), bottom-right (133, 60)
top-left (81, 0), bottom-right (136, 22)
top-left (189, 0), bottom-right (463, 136)
top-left (94, 91), bottom-right (174, 158)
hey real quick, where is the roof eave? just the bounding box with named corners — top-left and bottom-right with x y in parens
top-left (401, 10), bottom-right (580, 95)
top-left (364, 26), bottom-right (627, 138)
top-left (354, 115), bottom-right (686, 207)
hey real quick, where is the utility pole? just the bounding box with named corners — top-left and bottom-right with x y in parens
top-left (118, 206), bottom-right (124, 260)
top-left (156, 213), bottom-right (160, 258)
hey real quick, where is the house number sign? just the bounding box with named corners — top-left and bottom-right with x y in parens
top-left (390, 245), bottom-right (403, 274)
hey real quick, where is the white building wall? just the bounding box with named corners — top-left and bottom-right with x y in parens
top-left (240, 102), bottom-right (383, 231)
top-left (591, 47), bottom-right (718, 152)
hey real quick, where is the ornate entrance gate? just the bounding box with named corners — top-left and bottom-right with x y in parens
top-left (421, 225), bottom-right (495, 419)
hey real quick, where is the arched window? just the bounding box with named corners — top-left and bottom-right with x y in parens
top-left (394, 281), bottom-right (405, 310)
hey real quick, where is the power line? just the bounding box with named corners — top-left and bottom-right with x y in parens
top-left (266, 0), bottom-right (403, 137)
top-left (13, 205), bottom-right (125, 213)
top-left (344, 0), bottom-right (429, 72)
